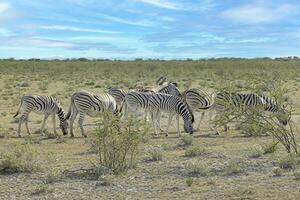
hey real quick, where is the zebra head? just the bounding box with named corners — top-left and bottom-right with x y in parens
top-left (184, 105), bottom-right (195, 134)
top-left (275, 108), bottom-right (291, 126)
top-left (60, 119), bottom-right (69, 135)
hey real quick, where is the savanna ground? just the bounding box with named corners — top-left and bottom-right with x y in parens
top-left (0, 59), bottom-right (300, 200)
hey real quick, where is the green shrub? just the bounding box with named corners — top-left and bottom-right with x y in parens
top-left (180, 135), bottom-right (194, 146)
top-left (0, 143), bottom-right (40, 174)
top-left (278, 155), bottom-right (298, 169)
top-left (146, 146), bottom-right (163, 161)
top-left (261, 142), bottom-right (278, 154)
top-left (272, 167), bottom-right (283, 177)
top-left (185, 145), bottom-right (206, 157)
top-left (91, 113), bottom-right (146, 175)
top-left (186, 177), bottom-right (193, 187)
top-left (225, 158), bottom-right (245, 175)
top-left (248, 146), bottom-right (264, 158)
top-left (185, 160), bottom-right (209, 176)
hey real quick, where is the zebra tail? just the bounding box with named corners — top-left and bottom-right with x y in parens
top-left (13, 98), bottom-right (23, 118)
top-left (65, 96), bottom-right (75, 120)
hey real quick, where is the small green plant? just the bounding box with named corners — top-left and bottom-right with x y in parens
top-left (225, 158), bottom-right (245, 175)
top-left (180, 135), bottom-right (194, 146)
top-left (262, 142), bottom-right (278, 154)
top-left (272, 167), bottom-right (283, 177)
top-left (91, 113), bottom-right (145, 175)
top-left (32, 183), bottom-right (53, 195)
top-left (146, 146), bottom-right (163, 161)
top-left (38, 80), bottom-right (49, 91)
top-left (293, 169), bottom-right (300, 180)
top-left (278, 155), bottom-right (297, 169)
top-left (185, 145), bottom-right (206, 157)
top-left (0, 143), bottom-right (40, 174)
top-left (186, 177), bottom-right (193, 187)
top-left (185, 160), bottom-right (209, 176)
top-left (248, 146), bottom-right (264, 158)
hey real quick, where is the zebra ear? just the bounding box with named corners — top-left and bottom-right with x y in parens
top-left (172, 82), bottom-right (178, 87)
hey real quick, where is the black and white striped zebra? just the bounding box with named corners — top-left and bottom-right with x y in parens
top-left (182, 88), bottom-right (214, 131)
top-left (124, 91), bottom-right (151, 121)
top-left (13, 95), bottom-right (68, 137)
top-left (65, 91), bottom-right (117, 137)
top-left (155, 81), bottom-right (182, 132)
top-left (124, 91), bottom-right (194, 136)
top-left (149, 93), bottom-right (194, 136)
top-left (210, 92), bottom-right (290, 134)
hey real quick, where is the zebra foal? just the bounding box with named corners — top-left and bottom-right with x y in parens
top-left (66, 91), bottom-right (117, 137)
top-left (13, 95), bottom-right (68, 137)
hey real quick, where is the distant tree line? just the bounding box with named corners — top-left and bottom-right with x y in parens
top-left (1, 56), bottom-right (300, 62)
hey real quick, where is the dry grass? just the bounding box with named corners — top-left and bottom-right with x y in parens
top-left (0, 60), bottom-right (300, 199)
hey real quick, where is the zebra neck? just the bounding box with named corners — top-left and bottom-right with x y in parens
top-left (56, 106), bottom-right (66, 122)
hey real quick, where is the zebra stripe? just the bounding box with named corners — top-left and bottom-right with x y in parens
top-left (13, 95), bottom-right (68, 137)
top-left (149, 93), bottom-right (194, 136)
top-left (182, 88), bottom-right (214, 131)
top-left (210, 92), bottom-right (289, 134)
top-left (66, 91), bottom-right (117, 137)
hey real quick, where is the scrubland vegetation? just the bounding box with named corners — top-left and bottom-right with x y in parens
top-left (0, 59), bottom-right (300, 199)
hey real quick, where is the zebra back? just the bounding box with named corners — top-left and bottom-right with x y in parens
top-left (158, 82), bottom-right (181, 97)
top-left (108, 88), bottom-right (127, 105)
top-left (182, 88), bottom-right (214, 111)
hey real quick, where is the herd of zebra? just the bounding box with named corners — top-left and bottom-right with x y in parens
top-left (13, 77), bottom-right (290, 138)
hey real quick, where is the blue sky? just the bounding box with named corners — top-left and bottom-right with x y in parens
top-left (0, 0), bottom-right (300, 59)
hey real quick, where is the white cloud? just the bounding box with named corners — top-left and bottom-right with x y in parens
top-left (101, 14), bottom-right (157, 27)
top-left (137, 0), bottom-right (179, 10)
top-left (40, 25), bottom-right (119, 34)
top-left (0, 28), bottom-right (14, 36)
top-left (221, 3), bottom-right (294, 23)
top-left (0, 2), bottom-right (9, 13)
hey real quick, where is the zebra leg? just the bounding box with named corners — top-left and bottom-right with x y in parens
top-left (78, 113), bottom-right (87, 138)
top-left (25, 119), bottom-right (31, 135)
top-left (40, 114), bottom-right (49, 135)
top-left (150, 111), bottom-right (158, 136)
top-left (196, 111), bottom-right (205, 131)
top-left (69, 110), bottom-right (78, 138)
top-left (209, 109), bottom-right (219, 135)
top-left (156, 111), bottom-right (164, 132)
top-left (52, 113), bottom-right (57, 134)
top-left (17, 115), bottom-right (25, 137)
top-left (165, 114), bottom-right (174, 137)
top-left (176, 115), bottom-right (181, 137)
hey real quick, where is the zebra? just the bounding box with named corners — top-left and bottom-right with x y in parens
top-left (182, 88), bottom-right (214, 131)
top-left (209, 92), bottom-right (290, 134)
top-left (123, 91), bottom-right (152, 121)
top-left (13, 95), bottom-right (68, 137)
top-left (155, 81), bottom-right (182, 132)
top-left (124, 91), bottom-right (194, 136)
top-left (65, 91), bottom-right (117, 137)
top-left (148, 92), bottom-right (194, 136)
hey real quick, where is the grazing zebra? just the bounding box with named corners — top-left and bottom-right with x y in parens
top-left (66, 91), bottom-right (117, 137)
top-left (182, 88), bottom-right (214, 131)
top-left (124, 91), bottom-right (194, 136)
top-left (210, 92), bottom-right (290, 134)
top-left (149, 93), bottom-right (194, 136)
top-left (13, 95), bottom-right (68, 137)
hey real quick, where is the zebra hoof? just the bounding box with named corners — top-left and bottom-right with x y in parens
top-left (165, 134), bottom-right (168, 137)
top-left (70, 135), bottom-right (74, 138)
top-left (83, 135), bottom-right (87, 138)
top-left (215, 132), bottom-right (220, 135)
